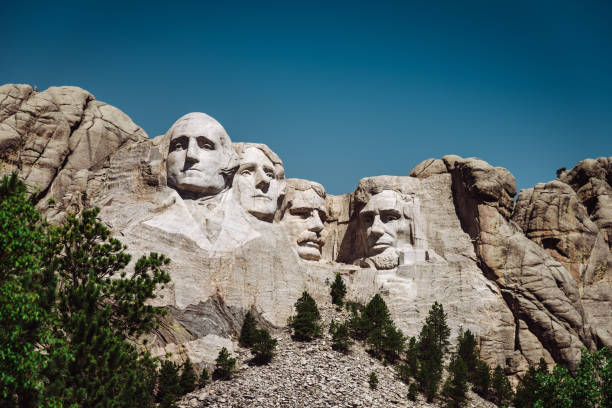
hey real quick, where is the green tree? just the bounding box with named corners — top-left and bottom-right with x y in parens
top-left (0, 173), bottom-right (64, 408)
top-left (198, 368), bottom-right (209, 388)
top-left (472, 359), bottom-right (491, 398)
top-left (289, 291), bottom-right (322, 341)
top-left (416, 302), bottom-right (450, 402)
top-left (358, 294), bottom-right (391, 339)
top-left (491, 365), bottom-right (513, 406)
top-left (405, 336), bottom-right (419, 378)
top-left (417, 343), bottom-right (444, 403)
top-left (442, 356), bottom-right (469, 408)
top-left (330, 273), bottom-right (347, 307)
top-left (381, 323), bottom-right (405, 362)
top-left (156, 360), bottom-right (182, 408)
top-left (533, 348), bottom-right (611, 408)
top-left (456, 328), bottom-right (478, 374)
top-left (179, 358), bottom-right (197, 395)
top-left (239, 311), bottom-right (258, 348)
top-left (330, 321), bottom-right (353, 353)
top-left (0, 174), bottom-right (170, 408)
top-left (49, 208), bottom-right (170, 408)
top-left (514, 359), bottom-right (548, 408)
top-left (423, 301), bottom-right (451, 353)
top-left (250, 329), bottom-right (277, 365)
top-left (212, 347), bottom-right (236, 381)
top-left (369, 372), bottom-right (379, 390)
top-left (408, 382), bottom-right (418, 401)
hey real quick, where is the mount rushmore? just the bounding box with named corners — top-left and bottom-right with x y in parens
top-left (1, 83), bottom-right (610, 381)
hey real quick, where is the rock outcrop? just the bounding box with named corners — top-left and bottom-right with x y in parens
top-left (1, 83), bottom-right (609, 382)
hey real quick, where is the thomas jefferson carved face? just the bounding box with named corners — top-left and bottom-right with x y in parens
top-left (233, 146), bottom-right (284, 222)
top-left (166, 113), bottom-right (237, 197)
top-left (359, 190), bottom-right (415, 269)
top-left (281, 181), bottom-right (327, 261)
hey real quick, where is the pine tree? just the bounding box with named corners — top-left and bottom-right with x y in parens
top-left (330, 321), bottom-right (353, 353)
top-left (417, 342), bottom-right (444, 403)
top-left (514, 364), bottom-right (541, 408)
top-left (198, 367), bottom-right (210, 387)
top-left (369, 372), bottom-right (379, 390)
top-left (491, 365), bottom-right (513, 406)
top-left (213, 347), bottom-right (236, 380)
top-left (472, 359), bottom-right (491, 398)
top-left (442, 356), bottom-right (469, 408)
top-left (50, 208), bottom-right (171, 408)
top-left (361, 294), bottom-right (392, 336)
top-left (157, 360), bottom-right (182, 408)
top-left (381, 323), bottom-right (405, 362)
top-left (0, 173), bottom-right (64, 407)
top-left (289, 291), bottom-right (322, 341)
top-left (408, 382), bottom-right (419, 401)
top-left (251, 328), bottom-right (277, 365)
top-left (423, 301), bottom-right (451, 353)
top-left (405, 336), bottom-right (420, 378)
top-left (330, 273), bottom-right (347, 306)
top-left (179, 358), bottom-right (197, 395)
top-left (239, 311), bottom-right (259, 348)
top-left (0, 174), bottom-right (170, 408)
top-left (416, 302), bottom-right (450, 402)
top-left (456, 328), bottom-right (478, 373)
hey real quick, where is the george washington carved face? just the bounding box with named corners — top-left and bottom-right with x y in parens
top-left (166, 113), bottom-right (238, 198)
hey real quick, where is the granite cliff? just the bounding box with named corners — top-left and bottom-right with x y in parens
top-left (1, 84), bottom-right (610, 386)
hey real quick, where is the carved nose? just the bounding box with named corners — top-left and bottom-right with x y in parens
top-left (255, 169), bottom-right (271, 192)
top-left (369, 215), bottom-right (384, 237)
top-left (308, 211), bottom-right (324, 233)
top-left (185, 138), bottom-right (199, 164)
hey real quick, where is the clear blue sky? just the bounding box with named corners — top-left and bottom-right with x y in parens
top-left (4, 1), bottom-right (611, 195)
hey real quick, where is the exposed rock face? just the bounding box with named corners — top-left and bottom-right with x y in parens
top-left (513, 158), bottom-right (612, 349)
top-left (1, 83), bottom-right (609, 380)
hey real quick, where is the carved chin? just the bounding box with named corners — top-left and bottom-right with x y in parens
top-left (297, 245), bottom-right (321, 261)
top-left (367, 248), bottom-right (399, 270)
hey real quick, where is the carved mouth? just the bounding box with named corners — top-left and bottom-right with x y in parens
top-left (299, 239), bottom-right (323, 249)
top-left (252, 195), bottom-right (271, 200)
top-left (371, 242), bottom-right (391, 250)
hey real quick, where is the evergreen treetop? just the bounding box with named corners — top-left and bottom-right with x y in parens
top-left (239, 311), bottom-right (258, 348)
top-left (330, 273), bottom-right (347, 306)
top-left (289, 291), bottom-right (322, 341)
top-left (213, 347), bottom-right (236, 380)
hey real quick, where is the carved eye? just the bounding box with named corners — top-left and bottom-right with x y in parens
top-left (197, 138), bottom-right (215, 150)
top-left (170, 141), bottom-right (185, 151)
top-left (290, 209), bottom-right (310, 219)
top-left (318, 210), bottom-right (327, 223)
top-left (264, 168), bottom-right (275, 178)
top-left (361, 214), bottom-right (374, 225)
top-left (381, 213), bottom-right (400, 223)
top-left (240, 169), bottom-right (252, 176)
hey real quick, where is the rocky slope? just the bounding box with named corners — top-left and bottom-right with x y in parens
top-left (1, 83), bottom-right (610, 390)
top-left (177, 306), bottom-right (496, 408)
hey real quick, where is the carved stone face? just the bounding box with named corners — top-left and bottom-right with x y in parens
top-left (166, 113), bottom-right (235, 197)
top-left (281, 187), bottom-right (327, 261)
top-left (359, 190), bottom-right (414, 269)
top-left (233, 147), bottom-right (283, 222)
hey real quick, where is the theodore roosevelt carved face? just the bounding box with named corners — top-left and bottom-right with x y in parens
top-left (280, 179), bottom-right (327, 261)
top-left (166, 113), bottom-right (238, 198)
top-left (232, 143), bottom-right (285, 222)
top-left (358, 190), bottom-right (416, 269)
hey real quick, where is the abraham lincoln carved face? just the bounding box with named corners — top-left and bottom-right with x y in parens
top-left (358, 190), bottom-right (417, 269)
